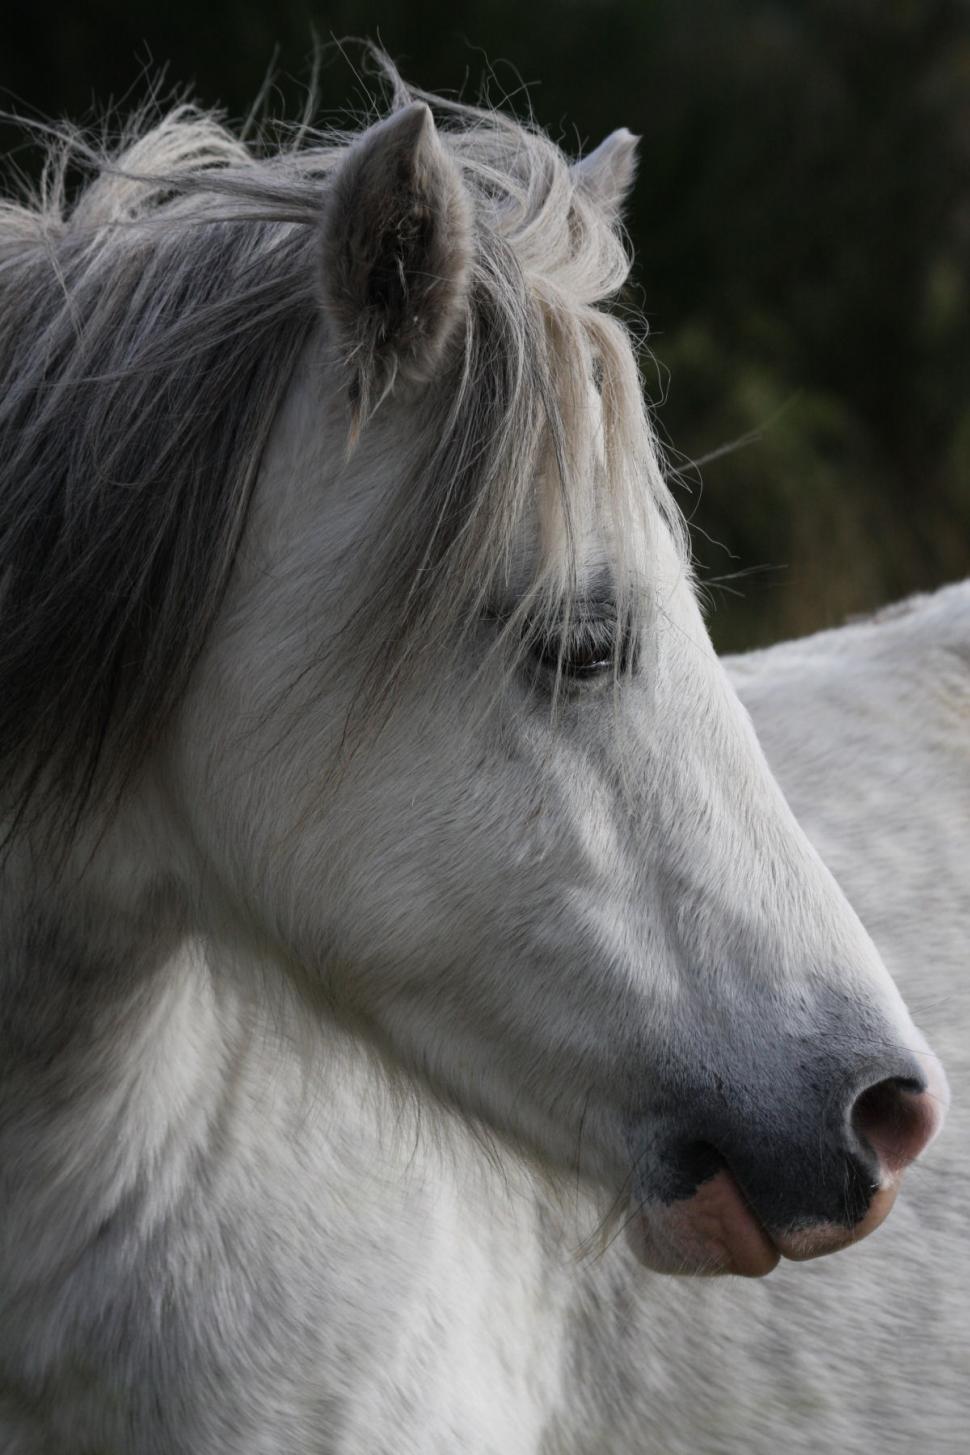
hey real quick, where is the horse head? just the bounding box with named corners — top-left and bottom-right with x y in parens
top-left (0, 77), bottom-right (946, 1279)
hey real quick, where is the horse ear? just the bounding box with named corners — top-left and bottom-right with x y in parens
top-left (573, 129), bottom-right (640, 218)
top-left (319, 101), bottom-right (473, 423)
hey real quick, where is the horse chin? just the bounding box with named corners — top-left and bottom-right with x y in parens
top-left (627, 1170), bottom-right (781, 1279)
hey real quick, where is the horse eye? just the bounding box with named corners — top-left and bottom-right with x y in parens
top-left (529, 615), bottom-right (632, 681)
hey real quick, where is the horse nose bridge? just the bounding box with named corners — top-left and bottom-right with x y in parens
top-left (646, 802), bottom-right (892, 1005)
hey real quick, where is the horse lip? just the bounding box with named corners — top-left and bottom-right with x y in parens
top-left (772, 1176), bottom-right (902, 1261)
top-left (627, 1163), bottom-right (907, 1276)
top-left (627, 1168), bottom-right (781, 1278)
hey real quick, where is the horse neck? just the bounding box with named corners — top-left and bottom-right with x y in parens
top-left (1, 796), bottom-right (623, 1443)
top-left (0, 815), bottom-right (229, 1285)
top-left (0, 798), bottom-right (568, 1298)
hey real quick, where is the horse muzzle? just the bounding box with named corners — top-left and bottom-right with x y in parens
top-left (626, 1047), bottom-right (948, 1278)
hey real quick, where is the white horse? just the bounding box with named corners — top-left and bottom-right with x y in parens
top-left (0, 72), bottom-right (953, 1452)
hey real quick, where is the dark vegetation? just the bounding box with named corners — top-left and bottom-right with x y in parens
top-left (4, 0), bottom-right (969, 649)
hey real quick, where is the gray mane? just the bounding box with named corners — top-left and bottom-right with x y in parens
top-left (0, 67), bottom-right (681, 832)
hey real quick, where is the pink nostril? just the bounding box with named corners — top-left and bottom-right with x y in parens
top-left (851, 1077), bottom-right (942, 1176)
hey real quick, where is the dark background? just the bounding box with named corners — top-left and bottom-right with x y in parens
top-left (5, 0), bottom-right (969, 651)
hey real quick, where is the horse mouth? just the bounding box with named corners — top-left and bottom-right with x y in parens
top-left (628, 1162), bottom-right (906, 1278)
top-left (628, 1167), bottom-right (780, 1278)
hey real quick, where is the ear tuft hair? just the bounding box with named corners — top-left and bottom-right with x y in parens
top-left (319, 101), bottom-right (474, 426)
top-left (573, 128), bottom-right (640, 219)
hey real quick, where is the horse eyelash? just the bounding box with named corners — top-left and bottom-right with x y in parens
top-left (524, 608), bottom-right (636, 682)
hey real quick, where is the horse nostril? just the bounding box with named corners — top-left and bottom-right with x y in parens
top-left (850, 1074), bottom-right (940, 1177)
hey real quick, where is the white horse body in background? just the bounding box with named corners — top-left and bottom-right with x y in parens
top-left (0, 69), bottom-right (961, 1453)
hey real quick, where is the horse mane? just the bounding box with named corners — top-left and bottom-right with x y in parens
top-left (0, 60), bottom-right (684, 834)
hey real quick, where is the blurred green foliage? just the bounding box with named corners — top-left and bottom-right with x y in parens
top-left (4, 0), bottom-right (969, 649)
